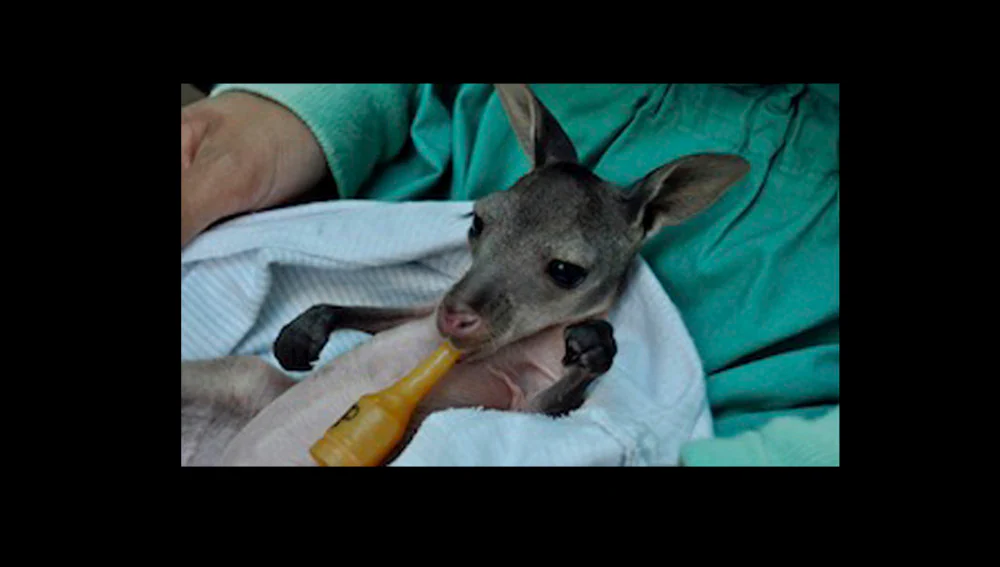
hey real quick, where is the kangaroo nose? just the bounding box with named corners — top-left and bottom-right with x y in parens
top-left (437, 304), bottom-right (482, 338)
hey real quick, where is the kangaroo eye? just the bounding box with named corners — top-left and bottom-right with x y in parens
top-left (547, 260), bottom-right (588, 289)
top-left (469, 214), bottom-right (484, 239)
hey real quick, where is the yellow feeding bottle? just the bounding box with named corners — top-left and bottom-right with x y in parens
top-left (309, 341), bottom-right (462, 467)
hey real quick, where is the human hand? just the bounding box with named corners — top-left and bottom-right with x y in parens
top-left (181, 92), bottom-right (326, 248)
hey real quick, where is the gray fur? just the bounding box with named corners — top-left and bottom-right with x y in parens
top-left (441, 85), bottom-right (750, 354)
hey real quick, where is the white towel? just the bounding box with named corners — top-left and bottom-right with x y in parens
top-left (181, 200), bottom-right (714, 466)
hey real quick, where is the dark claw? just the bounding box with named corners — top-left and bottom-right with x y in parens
top-left (273, 305), bottom-right (338, 371)
top-left (562, 320), bottom-right (617, 374)
top-left (273, 328), bottom-right (323, 371)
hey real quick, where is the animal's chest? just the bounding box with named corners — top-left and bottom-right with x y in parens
top-left (416, 326), bottom-right (566, 415)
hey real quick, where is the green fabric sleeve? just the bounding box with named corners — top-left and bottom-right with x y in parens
top-left (680, 406), bottom-right (839, 466)
top-left (210, 84), bottom-right (419, 199)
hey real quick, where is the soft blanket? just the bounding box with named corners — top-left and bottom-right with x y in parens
top-left (181, 199), bottom-right (712, 465)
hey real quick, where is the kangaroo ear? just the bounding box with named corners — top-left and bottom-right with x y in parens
top-left (627, 153), bottom-right (750, 237)
top-left (494, 84), bottom-right (578, 168)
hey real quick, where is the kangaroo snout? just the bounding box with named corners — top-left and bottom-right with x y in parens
top-left (437, 303), bottom-right (484, 339)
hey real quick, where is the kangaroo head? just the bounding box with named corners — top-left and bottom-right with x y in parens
top-left (437, 84), bottom-right (750, 355)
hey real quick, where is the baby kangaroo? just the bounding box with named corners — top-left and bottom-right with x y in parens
top-left (181, 84), bottom-right (749, 465)
top-left (272, 85), bottom-right (749, 431)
